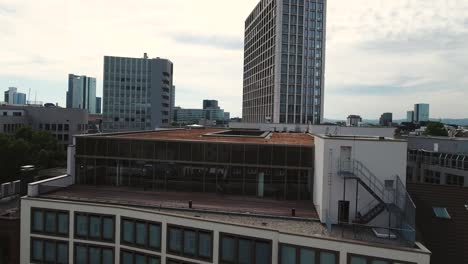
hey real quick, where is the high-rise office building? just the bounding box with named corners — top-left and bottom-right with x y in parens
top-left (414, 103), bottom-right (430, 123)
top-left (96, 97), bottom-right (102, 114)
top-left (66, 74), bottom-right (97, 114)
top-left (379, 112), bottom-right (393, 126)
top-left (103, 54), bottom-right (174, 131)
top-left (407, 111), bottom-right (414, 123)
top-left (4, 87), bottom-right (26, 105)
top-left (242, 0), bottom-right (326, 124)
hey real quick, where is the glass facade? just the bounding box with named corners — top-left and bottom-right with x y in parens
top-left (31, 208), bottom-right (69, 237)
top-left (280, 244), bottom-right (338, 264)
top-left (74, 243), bottom-right (114, 264)
top-left (75, 136), bottom-right (313, 201)
top-left (74, 212), bottom-right (115, 242)
top-left (31, 238), bottom-right (68, 264)
top-left (121, 249), bottom-right (160, 264)
top-left (121, 217), bottom-right (161, 251)
top-left (167, 225), bottom-right (213, 261)
top-left (220, 233), bottom-right (271, 264)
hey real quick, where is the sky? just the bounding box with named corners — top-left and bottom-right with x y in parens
top-left (0, 0), bottom-right (467, 120)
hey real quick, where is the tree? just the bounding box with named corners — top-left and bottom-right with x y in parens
top-left (0, 127), bottom-right (65, 182)
top-left (425, 122), bottom-right (448, 137)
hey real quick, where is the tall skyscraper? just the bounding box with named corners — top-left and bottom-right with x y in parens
top-left (66, 74), bottom-right (97, 114)
top-left (414, 103), bottom-right (430, 123)
top-left (103, 54), bottom-right (174, 131)
top-left (242, 0), bottom-right (326, 124)
top-left (4, 87), bottom-right (26, 105)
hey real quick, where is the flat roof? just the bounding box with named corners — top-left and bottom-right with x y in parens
top-left (94, 128), bottom-right (314, 146)
top-left (35, 185), bottom-right (419, 250)
top-left (40, 185), bottom-right (318, 219)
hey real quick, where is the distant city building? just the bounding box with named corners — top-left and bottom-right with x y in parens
top-left (103, 54), bottom-right (174, 131)
top-left (4, 87), bottom-right (26, 105)
top-left (173, 100), bottom-right (229, 125)
top-left (347, 115), bottom-right (362, 127)
top-left (173, 108), bottom-right (204, 125)
top-left (95, 97), bottom-right (102, 114)
top-left (224, 112), bottom-right (230, 121)
top-left (66, 74), bottom-right (97, 114)
top-left (242, 0), bottom-right (327, 124)
top-left (379, 112), bottom-right (393, 126)
top-left (170, 85), bottom-right (176, 122)
top-left (407, 110), bottom-right (415, 123)
top-left (203, 99), bottom-right (218, 110)
top-left (414, 103), bottom-right (430, 123)
top-left (0, 104), bottom-right (88, 148)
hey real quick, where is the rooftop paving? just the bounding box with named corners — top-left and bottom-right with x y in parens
top-left (99, 128), bottom-right (314, 146)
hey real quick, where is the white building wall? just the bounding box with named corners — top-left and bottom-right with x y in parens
top-left (313, 135), bottom-right (408, 225)
top-left (20, 198), bottom-right (430, 264)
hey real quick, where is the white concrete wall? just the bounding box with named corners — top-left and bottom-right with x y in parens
top-left (314, 135), bottom-right (408, 225)
top-left (20, 198), bottom-right (430, 264)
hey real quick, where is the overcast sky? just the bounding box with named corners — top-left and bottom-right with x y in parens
top-left (1, 0), bottom-right (467, 120)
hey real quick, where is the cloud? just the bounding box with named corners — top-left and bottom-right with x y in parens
top-left (0, 4), bottom-right (15, 15)
top-left (169, 33), bottom-right (243, 51)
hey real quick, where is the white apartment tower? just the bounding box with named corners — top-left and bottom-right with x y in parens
top-left (242, 0), bottom-right (326, 124)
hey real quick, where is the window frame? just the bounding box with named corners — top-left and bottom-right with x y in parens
top-left (74, 212), bottom-right (115, 243)
top-left (120, 248), bottom-right (161, 264)
top-left (73, 242), bottom-right (114, 264)
top-left (346, 253), bottom-right (416, 264)
top-left (167, 224), bottom-right (213, 262)
top-left (31, 207), bottom-right (69, 237)
top-left (120, 217), bottom-right (162, 252)
top-left (219, 232), bottom-right (272, 264)
top-left (279, 243), bottom-right (339, 264)
top-left (30, 237), bottom-right (69, 264)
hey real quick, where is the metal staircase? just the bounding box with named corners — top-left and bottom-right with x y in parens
top-left (338, 159), bottom-right (411, 225)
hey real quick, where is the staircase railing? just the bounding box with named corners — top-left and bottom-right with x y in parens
top-left (338, 159), bottom-right (393, 204)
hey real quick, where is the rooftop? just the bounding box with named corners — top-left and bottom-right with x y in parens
top-left (36, 185), bottom-right (418, 250)
top-left (93, 128), bottom-right (314, 146)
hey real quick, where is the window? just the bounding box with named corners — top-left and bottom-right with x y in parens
top-left (120, 249), bottom-right (160, 264)
top-left (446, 174), bottom-right (465, 186)
top-left (31, 208), bottom-right (69, 236)
top-left (74, 243), bottom-right (114, 264)
top-left (167, 225), bottom-right (213, 261)
top-left (347, 254), bottom-right (416, 264)
top-left (167, 258), bottom-right (198, 264)
top-left (74, 212), bottom-right (115, 242)
top-left (31, 237), bottom-right (68, 264)
top-left (121, 217), bottom-right (161, 251)
top-left (433, 207), bottom-right (451, 219)
top-left (280, 244), bottom-right (338, 264)
top-left (220, 233), bottom-right (271, 264)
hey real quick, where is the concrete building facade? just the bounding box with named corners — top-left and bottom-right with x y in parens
top-left (67, 74), bottom-right (97, 114)
top-left (242, 0), bottom-right (326, 125)
top-left (19, 129), bottom-right (431, 264)
top-left (0, 105), bottom-right (88, 147)
top-left (103, 54), bottom-right (174, 131)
